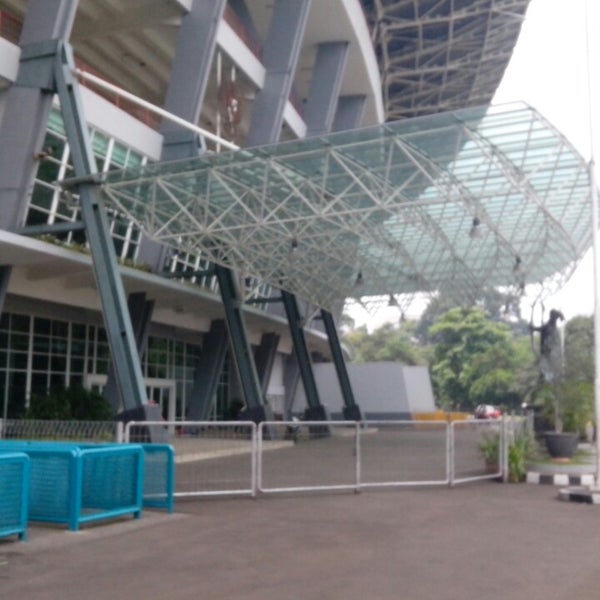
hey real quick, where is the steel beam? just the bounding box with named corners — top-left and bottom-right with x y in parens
top-left (215, 265), bottom-right (271, 421)
top-left (246, 0), bottom-right (312, 146)
top-left (254, 332), bottom-right (280, 395)
top-left (321, 309), bottom-right (362, 421)
top-left (187, 320), bottom-right (229, 420)
top-left (332, 95), bottom-right (367, 132)
top-left (0, 0), bottom-right (77, 314)
top-left (304, 42), bottom-right (349, 137)
top-left (281, 290), bottom-right (327, 420)
top-left (53, 42), bottom-right (148, 413)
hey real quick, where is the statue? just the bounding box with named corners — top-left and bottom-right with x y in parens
top-left (530, 309), bottom-right (564, 383)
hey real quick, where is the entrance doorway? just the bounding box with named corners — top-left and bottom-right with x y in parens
top-left (85, 374), bottom-right (178, 434)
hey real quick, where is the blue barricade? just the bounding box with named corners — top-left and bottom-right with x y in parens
top-left (140, 444), bottom-right (175, 513)
top-left (0, 452), bottom-right (30, 541)
top-left (78, 443), bottom-right (174, 512)
top-left (0, 441), bottom-right (144, 531)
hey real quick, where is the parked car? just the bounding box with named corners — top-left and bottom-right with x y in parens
top-left (474, 404), bottom-right (502, 419)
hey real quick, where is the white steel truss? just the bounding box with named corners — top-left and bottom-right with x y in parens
top-left (363, 0), bottom-right (531, 120)
top-left (99, 103), bottom-right (592, 313)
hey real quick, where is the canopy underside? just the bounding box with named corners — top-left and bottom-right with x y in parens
top-left (99, 103), bottom-right (592, 313)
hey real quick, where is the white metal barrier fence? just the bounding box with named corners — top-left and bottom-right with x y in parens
top-left (124, 418), bottom-right (515, 497)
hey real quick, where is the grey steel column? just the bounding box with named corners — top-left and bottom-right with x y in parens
top-left (304, 42), bottom-right (349, 138)
top-left (160, 0), bottom-right (226, 161)
top-left (281, 290), bottom-right (328, 421)
top-left (246, 0), bottom-right (312, 146)
top-left (187, 320), bottom-right (229, 420)
top-left (215, 265), bottom-right (272, 422)
top-left (0, 0), bottom-right (77, 313)
top-left (254, 333), bottom-right (280, 395)
top-left (103, 293), bottom-right (154, 412)
top-left (332, 95), bottom-right (367, 132)
top-left (321, 309), bottom-right (362, 420)
top-left (53, 42), bottom-right (149, 417)
top-left (245, 0), bottom-right (326, 416)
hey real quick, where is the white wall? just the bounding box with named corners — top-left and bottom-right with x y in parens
top-left (294, 362), bottom-right (436, 418)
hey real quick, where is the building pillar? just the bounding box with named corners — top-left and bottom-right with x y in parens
top-left (0, 0), bottom-right (77, 313)
top-left (332, 95), bottom-right (367, 132)
top-left (304, 42), bottom-right (349, 137)
top-left (254, 332), bottom-right (281, 396)
top-left (246, 0), bottom-right (312, 147)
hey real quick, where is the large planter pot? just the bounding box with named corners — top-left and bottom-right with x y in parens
top-left (544, 432), bottom-right (579, 461)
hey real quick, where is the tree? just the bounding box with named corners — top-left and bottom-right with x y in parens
top-left (343, 321), bottom-right (425, 365)
top-left (428, 307), bottom-right (524, 411)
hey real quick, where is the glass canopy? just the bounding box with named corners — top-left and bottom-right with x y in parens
top-left (100, 103), bottom-right (592, 312)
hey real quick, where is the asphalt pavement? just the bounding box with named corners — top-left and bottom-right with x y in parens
top-left (1, 482), bottom-right (599, 600)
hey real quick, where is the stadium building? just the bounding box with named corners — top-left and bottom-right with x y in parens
top-left (0, 0), bottom-right (590, 427)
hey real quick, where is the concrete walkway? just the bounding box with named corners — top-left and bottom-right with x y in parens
top-left (2, 482), bottom-right (600, 600)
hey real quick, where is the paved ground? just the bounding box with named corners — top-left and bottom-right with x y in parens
top-left (2, 482), bottom-right (600, 600)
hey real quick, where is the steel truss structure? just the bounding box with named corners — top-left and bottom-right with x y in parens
top-left (363, 0), bottom-right (531, 120)
top-left (100, 103), bottom-right (592, 313)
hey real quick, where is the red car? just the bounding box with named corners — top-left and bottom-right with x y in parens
top-left (474, 404), bottom-right (502, 419)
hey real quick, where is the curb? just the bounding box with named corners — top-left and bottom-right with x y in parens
top-left (526, 471), bottom-right (595, 486)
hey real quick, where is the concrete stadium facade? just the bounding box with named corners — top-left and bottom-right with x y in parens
top-left (0, 0), bottom-right (529, 423)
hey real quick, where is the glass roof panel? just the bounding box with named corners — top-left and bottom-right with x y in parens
top-left (100, 103), bottom-right (592, 312)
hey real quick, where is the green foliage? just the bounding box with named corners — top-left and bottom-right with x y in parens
top-left (507, 430), bottom-right (533, 483)
top-left (343, 321), bottom-right (425, 365)
top-left (25, 386), bottom-right (114, 421)
top-left (428, 307), bottom-right (525, 411)
top-left (478, 428), bottom-right (533, 482)
top-left (478, 431), bottom-right (500, 464)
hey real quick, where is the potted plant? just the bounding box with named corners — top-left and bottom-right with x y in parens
top-left (478, 430), bottom-right (501, 473)
top-left (478, 428), bottom-right (533, 482)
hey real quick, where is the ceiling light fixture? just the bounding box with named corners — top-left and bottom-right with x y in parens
top-left (469, 216), bottom-right (482, 239)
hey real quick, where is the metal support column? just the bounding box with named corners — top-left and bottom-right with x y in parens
top-left (281, 290), bottom-right (328, 421)
top-left (103, 293), bottom-right (154, 412)
top-left (304, 42), bottom-right (349, 137)
top-left (0, 0), bottom-right (77, 314)
top-left (254, 333), bottom-right (280, 395)
top-left (332, 95), bottom-right (367, 132)
top-left (215, 265), bottom-right (272, 422)
top-left (246, 0), bottom-right (312, 146)
top-left (321, 309), bottom-right (362, 421)
top-left (52, 42), bottom-right (152, 421)
top-left (187, 320), bottom-right (229, 420)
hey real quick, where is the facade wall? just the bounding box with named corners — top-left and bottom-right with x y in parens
top-left (0, 1), bottom-right (382, 420)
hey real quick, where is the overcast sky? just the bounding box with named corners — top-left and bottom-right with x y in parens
top-left (348, 0), bottom-right (598, 329)
top-left (493, 0), bottom-right (599, 320)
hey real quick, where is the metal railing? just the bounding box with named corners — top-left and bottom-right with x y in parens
top-left (125, 421), bottom-right (258, 498)
top-left (123, 418), bottom-right (516, 498)
top-left (0, 419), bottom-right (120, 443)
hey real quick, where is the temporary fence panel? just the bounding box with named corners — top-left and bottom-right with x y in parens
top-left (359, 421), bottom-right (450, 488)
top-left (125, 421), bottom-right (256, 498)
top-left (258, 421), bottom-right (360, 494)
top-left (450, 420), bottom-right (504, 485)
top-left (0, 441), bottom-right (144, 530)
top-left (0, 452), bottom-right (30, 541)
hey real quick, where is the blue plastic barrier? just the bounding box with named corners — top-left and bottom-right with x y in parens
top-left (0, 442), bottom-right (144, 531)
top-left (140, 444), bottom-right (175, 513)
top-left (0, 452), bottom-right (30, 541)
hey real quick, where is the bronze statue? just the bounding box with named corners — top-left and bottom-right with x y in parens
top-left (530, 309), bottom-right (564, 382)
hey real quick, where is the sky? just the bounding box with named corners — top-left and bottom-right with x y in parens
top-left (493, 0), bottom-right (599, 321)
top-left (350, 0), bottom-right (599, 330)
